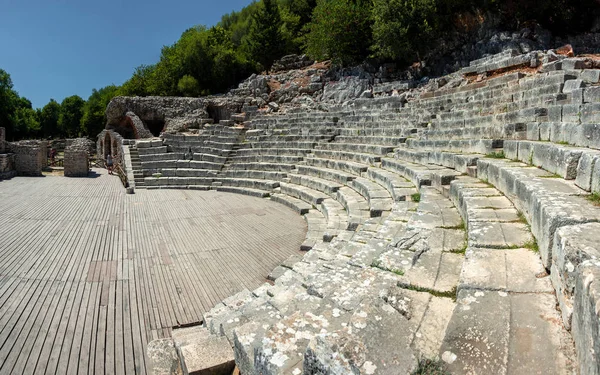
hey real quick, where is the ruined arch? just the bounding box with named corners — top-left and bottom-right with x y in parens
top-left (104, 133), bottom-right (112, 157)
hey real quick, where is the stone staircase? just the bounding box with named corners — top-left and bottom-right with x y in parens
top-left (129, 146), bottom-right (144, 188)
top-left (143, 51), bottom-right (600, 375)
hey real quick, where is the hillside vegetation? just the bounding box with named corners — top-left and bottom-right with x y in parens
top-left (1, 0), bottom-right (598, 141)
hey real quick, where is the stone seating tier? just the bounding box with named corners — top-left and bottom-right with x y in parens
top-left (144, 53), bottom-right (600, 375)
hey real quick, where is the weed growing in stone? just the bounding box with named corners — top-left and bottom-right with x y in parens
top-left (390, 268), bottom-right (405, 276)
top-left (517, 211), bottom-right (528, 225)
top-left (556, 141), bottom-right (570, 146)
top-left (450, 242), bottom-right (468, 255)
top-left (441, 220), bottom-right (465, 230)
top-left (523, 238), bottom-right (539, 253)
top-left (587, 193), bottom-right (600, 206)
top-left (412, 357), bottom-right (451, 375)
top-left (539, 172), bottom-right (562, 179)
top-left (371, 260), bottom-right (405, 276)
top-left (411, 193), bottom-right (421, 202)
top-left (485, 151), bottom-right (505, 159)
top-left (400, 283), bottom-right (457, 301)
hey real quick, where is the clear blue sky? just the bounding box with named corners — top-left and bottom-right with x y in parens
top-left (0, 0), bottom-right (254, 109)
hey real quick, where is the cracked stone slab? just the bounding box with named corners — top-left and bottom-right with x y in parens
top-left (468, 221), bottom-right (533, 248)
top-left (303, 295), bottom-right (423, 375)
top-left (508, 293), bottom-right (576, 375)
top-left (459, 247), bottom-right (552, 293)
top-left (412, 295), bottom-right (456, 359)
top-left (440, 289), bottom-right (510, 375)
top-left (427, 228), bottom-right (466, 252)
top-left (467, 208), bottom-right (520, 222)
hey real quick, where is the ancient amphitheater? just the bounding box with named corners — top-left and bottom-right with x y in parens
top-left (1, 50), bottom-right (600, 374)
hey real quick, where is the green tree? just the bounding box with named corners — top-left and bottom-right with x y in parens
top-left (305, 0), bottom-right (373, 65)
top-left (243, 0), bottom-right (286, 71)
top-left (39, 99), bottom-right (61, 138)
top-left (119, 65), bottom-right (155, 97)
top-left (371, 0), bottom-right (437, 62)
top-left (12, 105), bottom-right (40, 138)
top-left (58, 95), bottom-right (85, 138)
top-left (0, 69), bottom-right (19, 140)
top-left (81, 85), bottom-right (119, 137)
top-left (177, 75), bottom-right (200, 97)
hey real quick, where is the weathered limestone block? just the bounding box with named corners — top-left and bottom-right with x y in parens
top-left (146, 339), bottom-right (183, 375)
top-left (552, 223), bottom-right (600, 330)
top-left (172, 326), bottom-right (235, 375)
top-left (573, 261), bottom-right (600, 375)
top-left (575, 150), bottom-right (600, 192)
top-left (64, 141), bottom-right (89, 178)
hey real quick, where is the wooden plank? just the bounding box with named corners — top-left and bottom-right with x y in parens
top-left (0, 172), bottom-right (308, 374)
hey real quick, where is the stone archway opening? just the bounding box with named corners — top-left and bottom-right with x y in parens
top-left (104, 133), bottom-right (112, 157)
top-left (144, 119), bottom-right (165, 137)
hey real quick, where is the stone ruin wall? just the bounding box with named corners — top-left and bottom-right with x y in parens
top-left (0, 127), bottom-right (16, 180)
top-left (64, 138), bottom-right (92, 177)
top-left (0, 127), bottom-right (5, 153)
top-left (8, 140), bottom-right (47, 176)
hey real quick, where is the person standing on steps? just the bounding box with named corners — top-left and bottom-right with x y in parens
top-left (106, 153), bottom-right (114, 175)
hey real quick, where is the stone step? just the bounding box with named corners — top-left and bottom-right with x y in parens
top-left (440, 289), bottom-right (575, 375)
top-left (366, 167), bottom-right (417, 201)
top-left (270, 193), bottom-right (312, 215)
top-left (304, 156), bottom-right (369, 176)
top-left (139, 152), bottom-right (184, 162)
top-left (333, 135), bottom-right (407, 146)
top-left (504, 140), bottom-right (600, 182)
top-left (280, 182), bottom-right (328, 207)
top-left (317, 142), bottom-right (395, 155)
top-left (288, 173), bottom-right (342, 196)
top-left (212, 186), bottom-right (270, 198)
top-left (227, 162), bottom-right (295, 173)
top-left (219, 169), bottom-right (287, 181)
top-left (214, 178), bottom-right (279, 192)
top-left (296, 165), bottom-right (355, 185)
top-left (350, 177), bottom-right (393, 215)
top-left (235, 147), bottom-right (312, 157)
top-left (477, 158), bottom-right (600, 269)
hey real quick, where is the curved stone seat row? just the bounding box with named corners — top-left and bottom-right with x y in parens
top-left (145, 53), bottom-right (600, 374)
top-left (150, 160), bottom-right (470, 374)
top-left (391, 139), bottom-right (598, 374)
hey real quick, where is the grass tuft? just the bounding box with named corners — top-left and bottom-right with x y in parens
top-left (485, 151), bottom-right (505, 159)
top-left (412, 357), bottom-right (451, 375)
top-left (441, 220), bottom-right (465, 230)
top-left (523, 238), bottom-right (539, 253)
top-left (411, 193), bottom-right (421, 202)
top-left (371, 260), bottom-right (405, 276)
top-left (539, 172), bottom-right (562, 179)
top-left (400, 283), bottom-right (458, 301)
top-left (449, 242), bottom-right (468, 255)
top-left (587, 193), bottom-right (600, 206)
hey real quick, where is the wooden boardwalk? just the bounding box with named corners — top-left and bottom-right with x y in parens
top-left (0, 170), bottom-right (307, 374)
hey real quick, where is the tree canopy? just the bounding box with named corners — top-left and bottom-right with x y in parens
top-left (2, 0), bottom-right (598, 141)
